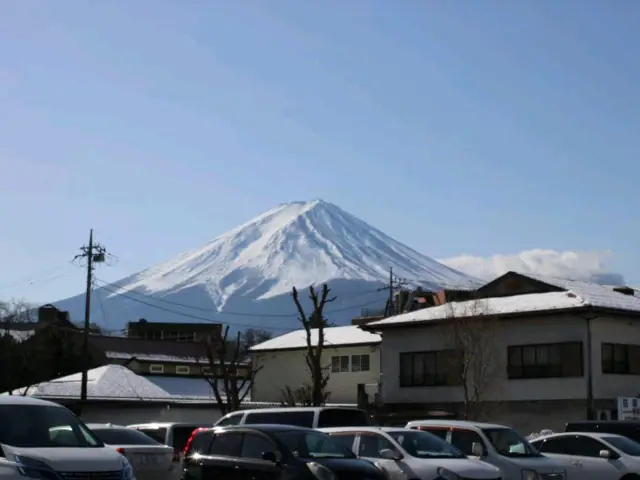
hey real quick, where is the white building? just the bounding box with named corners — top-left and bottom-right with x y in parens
top-left (250, 325), bottom-right (381, 404)
top-left (363, 272), bottom-right (640, 433)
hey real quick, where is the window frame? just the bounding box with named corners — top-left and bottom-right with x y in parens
top-left (602, 343), bottom-right (640, 375)
top-left (149, 364), bottom-right (164, 374)
top-left (350, 354), bottom-right (370, 372)
top-left (507, 341), bottom-right (583, 380)
top-left (331, 355), bottom-right (350, 373)
top-left (176, 365), bottom-right (191, 375)
top-left (399, 349), bottom-right (461, 387)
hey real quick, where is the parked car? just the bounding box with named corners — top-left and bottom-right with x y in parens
top-left (565, 420), bottom-right (640, 444)
top-left (182, 424), bottom-right (387, 480)
top-left (0, 396), bottom-right (135, 480)
top-left (406, 420), bottom-right (566, 480)
top-left (530, 431), bottom-right (640, 479)
top-left (320, 426), bottom-right (502, 480)
top-left (127, 422), bottom-right (211, 463)
top-left (88, 423), bottom-right (174, 480)
top-left (214, 406), bottom-right (372, 429)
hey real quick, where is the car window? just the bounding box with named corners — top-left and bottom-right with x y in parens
top-left (210, 432), bottom-right (243, 457)
top-left (318, 409), bottom-right (368, 428)
top-left (217, 413), bottom-right (243, 426)
top-left (481, 428), bottom-right (539, 457)
top-left (0, 405), bottom-right (101, 448)
top-left (359, 434), bottom-right (397, 458)
top-left (135, 427), bottom-right (168, 445)
top-left (245, 411), bottom-right (314, 428)
top-left (271, 430), bottom-right (356, 459)
top-left (330, 434), bottom-right (357, 451)
top-left (388, 430), bottom-right (465, 459)
top-left (186, 431), bottom-right (214, 456)
top-left (172, 426), bottom-right (204, 451)
top-left (92, 428), bottom-right (160, 445)
top-left (241, 433), bottom-right (277, 460)
top-left (602, 436), bottom-right (640, 456)
top-left (417, 427), bottom-right (449, 440)
top-left (536, 435), bottom-right (606, 457)
top-left (450, 430), bottom-right (486, 456)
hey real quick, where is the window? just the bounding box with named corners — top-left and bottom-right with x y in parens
top-left (450, 429), bottom-right (486, 456)
top-left (210, 432), bottom-right (243, 456)
top-left (0, 405), bottom-right (102, 448)
top-left (359, 433), bottom-right (397, 458)
top-left (602, 436), bottom-right (640, 456)
top-left (399, 350), bottom-right (461, 387)
top-left (329, 434), bottom-right (356, 451)
top-left (507, 342), bottom-right (583, 379)
top-left (245, 411), bottom-right (314, 428)
top-left (318, 408), bottom-right (369, 428)
top-left (602, 343), bottom-right (640, 374)
top-left (176, 365), bottom-right (190, 375)
top-left (240, 433), bottom-right (277, 459)
top-left (201, 366), bottom-right (212, 375)
top-left (92, 428), bottom-right (160, 445)
top-left (134, 427), bottom-right (167, 444)
top-left (216, 413), bottom-right (243, 426)
top-left (351, 354), bottom-right (370, 372)
top-left (172, 426), bottom-right (206, 450)
top-left (481, 428), bottom-right (538, 457)
top-left (331, 355), bottom-right (350, 373)
top-left (387, 430), bottom-right (465, 458)
top-left (418, 427), bottom-right (449, 440)
top-left (535, 434), bottom-right (607, 457)
top-left (186, 430), bottom-right (214, 456)
top-left (149, 364), bottom-right (164, 374)
top-left (271, 430), bottom-right (355, 459)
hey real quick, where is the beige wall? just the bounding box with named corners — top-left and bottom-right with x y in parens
top-left (380, 313), bottom-right (640, 405)
top-left (251, 344), bottom-right (380, 404)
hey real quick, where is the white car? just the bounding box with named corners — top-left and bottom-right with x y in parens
top-left (406, 420), bottom-right (566, 480)
top-left (87, 424), bottom-right (174, 480)
top-left (0, 396), bottom-right (135, 480)
top-left (529, 431), bottom-right (640, 479)
top-left (319, 426), bottom-right (502, 480)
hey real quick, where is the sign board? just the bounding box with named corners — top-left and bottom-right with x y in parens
top-left (617, 396), bottom-right (640, 420)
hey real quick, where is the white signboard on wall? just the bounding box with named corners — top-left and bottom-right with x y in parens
top-left (617, 397), bottom-right (640, 420)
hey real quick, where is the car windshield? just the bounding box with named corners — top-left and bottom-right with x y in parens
top-left (388, 430), bottom-right (466, 459)
top-left (92, 428), bottom-right (161, 446)
top-left (603, 436), bottom-right (640, 456)
top-left (0, 405), bottom-right (102, 448)
top-left (482, 428), bottom-right (539, 457)
top-left (272, 430), bottom-right (356, 459)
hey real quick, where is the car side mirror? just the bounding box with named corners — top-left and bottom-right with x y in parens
top-left (261, 451), bottom-right (278, 463)
top-left (379, 449), bottom-right (403, 461)
top-left (599, 449), bottom-right (611, 459)
top-left (471, 442), bottom-right (484, 457)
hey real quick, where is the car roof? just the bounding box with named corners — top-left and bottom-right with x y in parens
top-left (320, 426), bottom-right (412, 434)
top-left (228, 407), bottom-right (362, 415)
top-left (406, 420), bottom-right (507, 430)
top-left (218, 424), bottom-right (315, 433)
top-left (0, 396), bottom-right (65, 407)
top-left (532, 432), bottom-right (628, 441)
top-left (127, 422), bottom-right (209, 428)
top-left (86, 423), bottom-right (129, 429)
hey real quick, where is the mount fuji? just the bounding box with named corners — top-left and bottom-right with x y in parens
top-left (52, 200), bottom-right (480, 333)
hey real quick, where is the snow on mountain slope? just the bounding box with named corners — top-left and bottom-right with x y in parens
top-left (53, 199), bottom-right (479, 332)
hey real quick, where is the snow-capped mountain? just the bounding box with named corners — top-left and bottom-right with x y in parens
top-left (53, 200), bottom-right (479, 332)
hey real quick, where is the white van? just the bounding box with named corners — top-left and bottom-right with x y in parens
top-left (0, 396), bottom-right (135, 480)
top-left (215, 406), bottom-right (371, 429)
top-left (406, 420), bottom-right (566, 480)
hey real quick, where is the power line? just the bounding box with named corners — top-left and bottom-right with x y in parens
top-left (96, 281), bottom-right (384, 330)
top-left (94, 277), bottom-right (384, 317)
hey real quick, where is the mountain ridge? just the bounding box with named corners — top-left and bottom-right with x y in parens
top-left (53, 199), bottom-right (479, 331)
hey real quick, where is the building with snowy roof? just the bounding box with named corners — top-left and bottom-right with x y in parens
top-left (362, 271), bottom-right (640, 433)
top-left (250, 325), bottom-right (381, 404)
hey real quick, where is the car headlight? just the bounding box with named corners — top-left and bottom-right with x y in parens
top-left (436, 466), bottom-right (460, 480)
top-left (307, 462), bottom-right (337, 480)
top-left (121, 456), bottom-right (136, 480)
top-left (14, 455), bottom-right (57, 479)
top-left (521, 469), bottom-right (540, 480)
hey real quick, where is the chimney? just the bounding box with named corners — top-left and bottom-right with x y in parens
top-left (613, 286), bottom-right (636, 296)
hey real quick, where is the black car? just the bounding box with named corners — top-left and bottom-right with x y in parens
top-left (182, 424), bottom-right (387, 480)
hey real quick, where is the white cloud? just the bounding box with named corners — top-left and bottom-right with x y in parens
top-left (439, 249), bottom-right (626, 285)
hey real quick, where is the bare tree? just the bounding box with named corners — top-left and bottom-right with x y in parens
top-left (291, 284), bottom-right (336, 406)
top-left (0, 299), bottom-right (36, 395)
top-left (199, 326), bottom-right (263, 415)
top-left (437, 299), bottom-right (501, 420)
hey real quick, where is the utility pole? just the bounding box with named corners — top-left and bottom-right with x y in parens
top-left (380, 267), bottom-right (409, 317)
top-left (73, 229), bottom-right (107, 413)
top-left (387, 267), bottom-right (394, 316)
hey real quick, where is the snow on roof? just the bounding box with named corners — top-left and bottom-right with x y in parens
top-left (3, 329), bottom-right (35, 342)
top-left (105, 351), bottom-right (207, 364)
top-left (522, 273), bottom-right (640, 312)
top-left (3, 364), bottom-right (250, 402)
top-left (250, 325), bottom-right (381, 351)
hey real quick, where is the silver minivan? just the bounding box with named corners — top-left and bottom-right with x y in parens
top-left (215, 406), bottom-right (371, 429)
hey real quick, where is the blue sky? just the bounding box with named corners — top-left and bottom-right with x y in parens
top-left (1, 1), bottom-right (638, 303)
